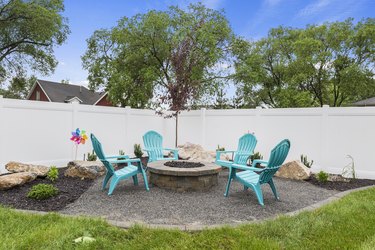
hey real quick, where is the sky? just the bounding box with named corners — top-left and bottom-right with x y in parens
top-left (38, 0), bottom-right (375, 87)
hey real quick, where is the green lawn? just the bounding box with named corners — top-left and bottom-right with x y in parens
top-left (1, 187), bottom-right (375, 250)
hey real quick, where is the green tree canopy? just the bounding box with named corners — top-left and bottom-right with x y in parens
top-left (0, 0), bottom-right (69, 87)
top-left (234, 18), bottom-right (375, 107)
top-left (82, 3), bottom-right (235, 109)
top-left (0, 75), bottom-right (35, 98)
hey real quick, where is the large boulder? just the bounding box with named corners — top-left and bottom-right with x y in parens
top-left (5, 161), bottom-right (50, 177)
top-left (178, 143), bottom-right (204, 160)
top-left (65, 161), bottom-right (105, 179)
top-left (177, 142), bottom-right (230, 162)
top-left (275, 160), bottom-right (311, 180)
top-left (0, 172), bottom-right (37, 190)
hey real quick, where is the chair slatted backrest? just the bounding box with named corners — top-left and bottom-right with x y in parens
top-left (233, 133), bottom-right (257, 165)
top-left (90, 134), bottom-right (115, 174)
top-left (143, 131), bottom-right (164, 161)
top-left (259, 139), bottom-right (290, 185)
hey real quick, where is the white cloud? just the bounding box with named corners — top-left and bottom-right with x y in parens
top-left (297, 0), bottom-right (333, 17)
top-left (240, 0), bottom-right (282, 38)
top-left (295, 0), bottom-right (364, 23)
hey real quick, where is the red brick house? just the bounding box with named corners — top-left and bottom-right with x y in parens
top-left (27, 79), bottom-right (113, 106)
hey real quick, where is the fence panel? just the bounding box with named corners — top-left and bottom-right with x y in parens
top-left (1, 97), bottom-right (374, 179)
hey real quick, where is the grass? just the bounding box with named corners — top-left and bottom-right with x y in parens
top-left (1, 187), bottom-right (375, 249)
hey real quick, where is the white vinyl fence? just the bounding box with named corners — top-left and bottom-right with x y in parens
top-left (0, 97), bottom-right (175, 173)
top-left (1, 96), bottom-right (375, 179)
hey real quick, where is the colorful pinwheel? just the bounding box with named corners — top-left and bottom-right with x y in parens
top-left (70, 128), bottom-right (88, 160)
top-left (70, 128), bottom-right (88, 145)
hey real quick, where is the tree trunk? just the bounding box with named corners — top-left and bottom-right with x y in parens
top-left (175, 113), bottom-right (178, 147)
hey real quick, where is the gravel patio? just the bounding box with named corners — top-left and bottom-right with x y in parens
top-left (61, 171), bottom-right (338, 227)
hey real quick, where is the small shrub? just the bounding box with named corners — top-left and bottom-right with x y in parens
top-left (87, 150), bottom-right (97, 161)
top-left (47, 166), bottom-right (59, 182)
top-left (134, 144), bottom-right (143, 158)
top-left (317, 171), bottom-right (329, 183)
top-left (300, 154), bottom-right (314, 168)
top-left (118, 149), bottom-right (127, 160)
top-left (250, 152), bottom-right (263, 162)
top-left (27, 184), bottom-right (59, 200)
top-left (216, 145), bottom-right (225, 151)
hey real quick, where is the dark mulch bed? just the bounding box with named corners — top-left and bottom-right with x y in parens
top-left (0, 167), bottom-right (94, 212)
top-left (164, 161), bottom-right (204, 168)
top-left (306, 174), bottom-right (375, 191)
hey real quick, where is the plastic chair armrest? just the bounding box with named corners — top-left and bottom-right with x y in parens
top-left (108, 158), bottom-right (141, 164)
top-left (106, 155), bottom-right (130, 159)
top-left (164, 148), bottom-right (178, 151)
top-left (251, 160), bottom-right (269, 167)
top-left (231, 164), bottom-right (266, 172)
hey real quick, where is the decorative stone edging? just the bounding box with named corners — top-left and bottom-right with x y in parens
top-left (12, 185), bottom-right (375, 232)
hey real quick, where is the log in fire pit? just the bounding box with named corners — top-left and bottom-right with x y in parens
top-left (147, 160), bottom-right (222, 192)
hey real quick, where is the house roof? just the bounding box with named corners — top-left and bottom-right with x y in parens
top-left (352, 97), bottom-right (375, 106)
top-left (34, 79), bottom-right (107, 105)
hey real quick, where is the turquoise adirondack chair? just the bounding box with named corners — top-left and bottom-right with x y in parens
top-left (216, 133), bottom-right (257, 168)
top-left (91, 134), bottom-right (149, 195)
top-left (143, 130), bottom-right (178, 163)
top-left (224, 139), bottom-right (290, 206)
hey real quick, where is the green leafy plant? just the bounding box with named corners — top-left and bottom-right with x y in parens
top-left (250, 152), bottom-right (263, 162)
top-left (27, 184), bottom-right (58, 200)
top-left (300, 154), bottom-right (314, 168)
top-left (249, 152), bottom-right (264, 167)
top-left (118, 149), bottom-right (127, 160)
top-left (134, 144), bottom-right (143, 158)
top-left (342, 155), bottom-right (356, 179)
top-left (216, 145), bottom-right (225, 151)
top-left (47, 166), bottom-right (59, 182)
top-left (317, 171), bottom-right (329, 183)
top-left (87, 150), bottom-right (97, 161)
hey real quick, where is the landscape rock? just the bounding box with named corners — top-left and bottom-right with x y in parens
top-left (328, 174), bottom-right (350, 182)
top-left (0, 172), bottom-right (37, 190)
top-left (5, 161), bottom-right (50, 177)
top-left (176, 142), bottom-right (230, 162)
top-left (65, 161), bottom-right (105, 179)
top-left (275, 160), bottom-right (311, 180)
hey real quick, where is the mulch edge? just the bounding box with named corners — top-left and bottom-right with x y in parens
top-left (10, 184), bottom-right (375, 232)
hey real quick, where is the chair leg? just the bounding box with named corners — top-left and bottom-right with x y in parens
top-left (132, 175), bottom-right (139, 186)
top-left (254, 184), bottom-right (264, 206)
top-left (224, 167), bottom-right (235, 197)
top-left (141, 170), bottom-right (149, 191)
top-left (108, 176), bottom-right (120, 195)
top-left (268, 179), bottom-right (279, 200)
top-left (102, 172), bottom-right (112, 190)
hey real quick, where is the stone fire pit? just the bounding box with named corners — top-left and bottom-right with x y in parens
top-left (147, 160), bottom-right (222, 192)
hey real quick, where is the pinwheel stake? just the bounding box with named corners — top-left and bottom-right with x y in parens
top-left (70, 128), bottom-right (88, 160)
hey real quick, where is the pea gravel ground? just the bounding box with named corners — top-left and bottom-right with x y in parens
top-left (61, 171), bottom-right (338, 226)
